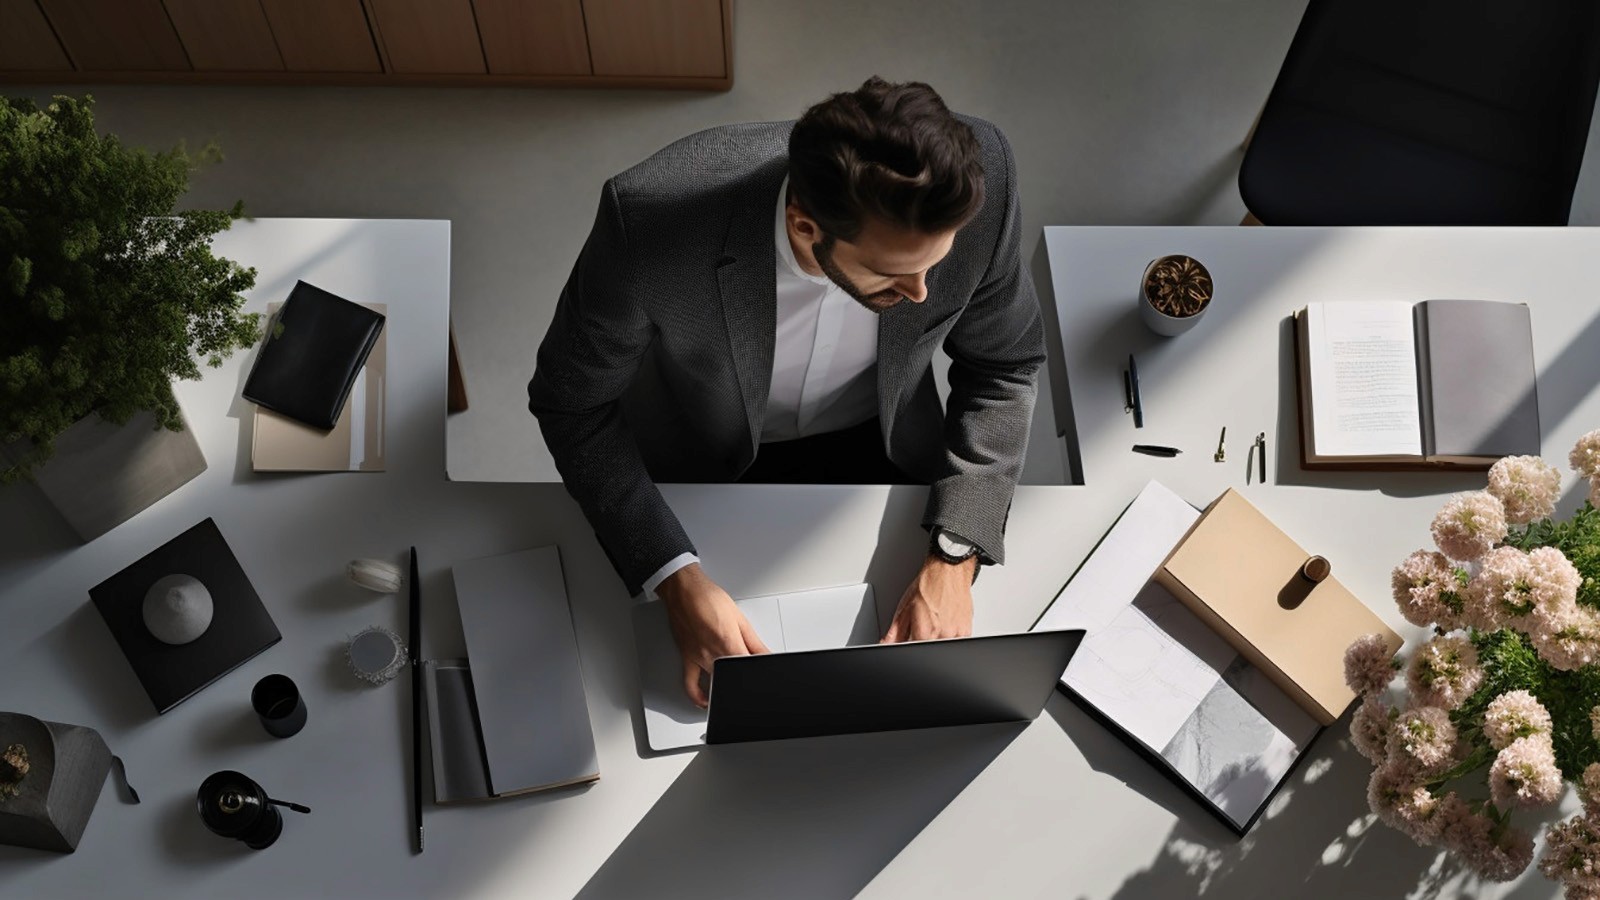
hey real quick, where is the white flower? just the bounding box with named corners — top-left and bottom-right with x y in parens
top-left (1573, 429), bottom-right (1600, 480)
top-left (1541, 812), bottom-right (1600, 892)
top-left (1350, 696), bottom-right (1393, 764)
top-left (1367, 761), bottom-right (1444, 845)
top-left (1438, 791), bottom-right (1534, 881)
top-left (1488, 455), bottom-right (1562, 524)
top-left (1405, 635), bottom-right (1483, 710)
top-left (1582, 763), bottom-right (1600, 817)
top-left (1533, 608), bottom-right (1600, 671)
top-left (1344, 633), bottom-right (1397, 696)
top-left (1489, 734), bottom-right (1563, 808)
top-left (1483, 690), bottom-right (1553, 750)
top-left (1387, 706), bottom-right (1457, 776)
top-left (1431, 491), bottom-right (1508, 563)
top-left (1391, 550), bottom-right (1467, 629)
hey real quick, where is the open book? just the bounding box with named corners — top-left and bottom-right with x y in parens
top-left (1295, 300), bottom-right (1539, 469)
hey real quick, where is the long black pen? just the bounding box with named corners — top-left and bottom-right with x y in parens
top-left (409, 547), bottom-right (423, 854)
top-left (1129, 353), bottom-right (1144, 428)
top-left (1132, 444), bottom-right (1182, 457)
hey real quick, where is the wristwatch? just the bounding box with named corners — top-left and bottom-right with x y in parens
top-left (930, 527), bottom-right (978, 566)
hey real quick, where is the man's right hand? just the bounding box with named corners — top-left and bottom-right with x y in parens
top-left (656, 563), bottom-right (771, 708)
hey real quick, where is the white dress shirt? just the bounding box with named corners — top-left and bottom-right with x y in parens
top-left (642, 177), bottom-right (881, 598)
top-left (761, 177), bottom-right (881, 442)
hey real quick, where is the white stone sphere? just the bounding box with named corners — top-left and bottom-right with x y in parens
top-left (142, 574), bottom-right (214, 645)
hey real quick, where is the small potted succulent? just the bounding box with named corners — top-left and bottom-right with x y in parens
top-left (1, 94), bottom-right (259, 539)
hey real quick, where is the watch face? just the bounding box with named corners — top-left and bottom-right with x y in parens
top-left (936, 531), bottom-right (974, 558)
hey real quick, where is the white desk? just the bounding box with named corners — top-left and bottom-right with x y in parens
top-left (4, 221), bottom-right (1597, 900)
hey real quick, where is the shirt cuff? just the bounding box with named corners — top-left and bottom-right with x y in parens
top-left (641, 552), bottom-right (700, 600)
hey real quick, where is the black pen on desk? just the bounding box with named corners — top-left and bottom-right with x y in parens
top-left (1132, 444), bottom-right (1181, 457)
top-left (1128, 354), bottom-right (1144, 428)
top-left (408, 546), bottom-right (423, 855)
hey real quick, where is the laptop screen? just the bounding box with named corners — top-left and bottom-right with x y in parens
top-left (705, 629), bottom-right (1084, 744)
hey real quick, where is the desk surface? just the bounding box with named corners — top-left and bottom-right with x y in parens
top-left (4, 220), bottom-right (1596, 899)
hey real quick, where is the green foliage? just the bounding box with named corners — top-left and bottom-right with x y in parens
top-left (0, 94), bottom-right (258, 482)
top-left (1507, 503), bottom-right (1600, 612)
top-left (1455, 627), bottom-right (1600, 780)
top-left (1436, 502), bottom-right (1600, 786)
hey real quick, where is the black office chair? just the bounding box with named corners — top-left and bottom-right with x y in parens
top-left (1239, 0), bottom-right (1600, 225)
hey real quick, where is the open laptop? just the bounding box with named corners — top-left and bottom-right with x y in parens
top-left (632, 583), bottom-right (1084, 750)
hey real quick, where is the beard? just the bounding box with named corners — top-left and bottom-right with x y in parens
top-left (812, 235), bottom-right (905, 313)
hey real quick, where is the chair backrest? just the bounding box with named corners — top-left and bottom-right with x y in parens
top-left (1244, 0), bottom-right (1600, 224)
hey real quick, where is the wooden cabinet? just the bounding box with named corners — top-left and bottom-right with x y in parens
top-left (39, 0), bottom-right (189, 71)
top-left (259, 0), bottom-right (383, 73)
top-left (164, 0), bottom-right (284, 71)
top-left (584, 0), bottom-right (724, 79)
top-left (473, 0), bottom-right (590, 76)
top-left (367, 0), bottom-right (485, 74)
top-left (0, 0), bottom-right (730, 89)
top-left (0, 0), bottom-right (70, 71)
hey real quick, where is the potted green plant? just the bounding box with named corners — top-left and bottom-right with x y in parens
top-left (1, 95), bottom-right (259, 540)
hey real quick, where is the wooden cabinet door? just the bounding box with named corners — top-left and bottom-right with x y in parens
top-left (367, 0), bottom-right (486, 74)
top-left (40, 0), bottom-right (190, 71)
top-left (0, 0), bottom-right (72, 70)
top-left (164, 0), bottom-right (284, 71)
top-left (259, 0), bottom-right (382, 73)
top-left (583, 0), bottom-right (724, 78)
top-left (472, 0), bottom-right (589, 76)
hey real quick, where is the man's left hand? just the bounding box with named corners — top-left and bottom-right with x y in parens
top-left (881, 554), bottom-right (977, 643)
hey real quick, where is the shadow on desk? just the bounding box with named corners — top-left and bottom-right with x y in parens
top-left (579, 722), bottom-right (1023, 900)
top-left (1063, 696), bottom-right (1492, 900)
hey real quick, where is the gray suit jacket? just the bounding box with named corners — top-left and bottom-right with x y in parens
top-left (529, 117), bottom-right (1045, 595)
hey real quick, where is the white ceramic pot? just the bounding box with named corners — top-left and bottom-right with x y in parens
top-left (1138, 255), bottom-right (1213, 337)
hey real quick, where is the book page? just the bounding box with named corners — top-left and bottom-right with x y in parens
top-left (1305, 301), bottom-right (1423, 458)
top-left (1420, 300), bottom-right (1540, 460)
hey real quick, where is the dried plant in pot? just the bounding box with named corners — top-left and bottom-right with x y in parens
top-left (1138, 254), bottom-right (1213, 336)
top-left (0, 95), bottom-right (259, 540)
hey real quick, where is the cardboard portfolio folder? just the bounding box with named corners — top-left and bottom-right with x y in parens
top-left (1153, 489), bottom-right (1402, 725)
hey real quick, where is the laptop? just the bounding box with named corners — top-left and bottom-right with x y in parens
top-left (632, 583), bottom-right (1084, 750)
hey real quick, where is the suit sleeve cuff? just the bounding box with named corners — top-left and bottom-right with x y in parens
top-left (640, 552), bottom-right (700, 600)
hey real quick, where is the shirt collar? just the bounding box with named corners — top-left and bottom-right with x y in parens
top-left (774, 176), bottom-right (832, 286)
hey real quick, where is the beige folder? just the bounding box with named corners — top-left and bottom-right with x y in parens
top-left (1153, 489), bottom-right (1402, 725)
top-left (251, 302), bottom-right (386, 472)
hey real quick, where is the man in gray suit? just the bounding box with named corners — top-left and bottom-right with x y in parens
top-left (530, 77), bottom-right (1044, 707)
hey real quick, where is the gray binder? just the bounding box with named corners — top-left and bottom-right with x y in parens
top-left (425, 545), bottom-right (598, 803)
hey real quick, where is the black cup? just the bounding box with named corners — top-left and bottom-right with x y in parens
top-left (197, 770), bottom-right (284, 850)
top-left (251, 674), bottom-right (307, 738)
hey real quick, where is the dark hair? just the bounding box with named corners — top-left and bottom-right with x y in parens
top-left (788, 77), bottom-right (985, 242)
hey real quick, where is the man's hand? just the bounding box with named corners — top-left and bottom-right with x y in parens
top-left (881, 554), bottom-right (977, 643)
top-left (657, 563), bottom-right (771, 708)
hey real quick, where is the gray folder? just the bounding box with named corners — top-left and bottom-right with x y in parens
top-left (428, 546), bottom-right (598, 803)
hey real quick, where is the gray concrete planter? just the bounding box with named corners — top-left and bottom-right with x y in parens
top-left (22, 408), bottom-right (207, 542)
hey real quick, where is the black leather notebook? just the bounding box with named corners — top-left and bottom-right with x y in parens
top-left (89, 518), bottom-right (281, 715)
top-left (243, 281), bottom-right (386, 430)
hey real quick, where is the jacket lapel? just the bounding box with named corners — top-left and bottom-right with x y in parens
top-left (876, 272), bottom-right (943, 439)
top-left (716, 161), bottom-right (784, 461)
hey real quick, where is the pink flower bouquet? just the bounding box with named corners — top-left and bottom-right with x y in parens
top-left (1348, 432), bottom-right (1600, 893)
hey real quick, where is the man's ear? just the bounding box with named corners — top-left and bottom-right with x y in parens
top-left (786, 203), bottom-right (821, 242)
